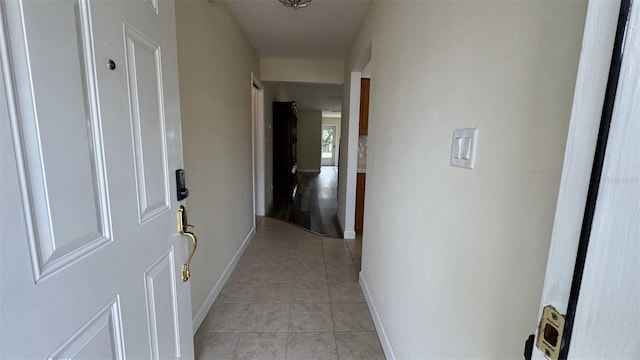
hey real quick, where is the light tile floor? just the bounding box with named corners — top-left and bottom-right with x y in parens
top-left (195, 217), bottom-right (383, 360)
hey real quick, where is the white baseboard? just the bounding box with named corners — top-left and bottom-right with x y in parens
top-left (336, 213), bottom-right (356, 239)
top-left (343, 230), bottom-right (356, 239)
top-left (360, 273), bottom-right (397, 360)
top-left (297, 169), bottom-right (320, 173)
top-left (192, 226), bottom-right (255, 334)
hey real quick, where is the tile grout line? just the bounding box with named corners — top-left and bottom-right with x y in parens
top-left (229, 329), bottom-right (242, 359)
top-left (195, 218), bottom-right (384, 359)
top-left (285, 302), bottom-right (292, 360)
top-left (322, 234), bottom-right (341, 360)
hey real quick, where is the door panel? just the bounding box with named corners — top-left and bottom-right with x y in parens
top-left (49, 299), bottom-right (125, 360)
top-left (124, 23), bottom-right (171, 223)
top-left (144, 250), bottom-right (181, 358)
top-left (1, 0), bottom-right (194, 358)
top-left (145, 0), bottom-right (159, 13)
top-left (11, 0), bottom-right (111, 280)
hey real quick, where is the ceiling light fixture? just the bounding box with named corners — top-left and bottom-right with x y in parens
top-left (279, 0), bottom-right (311, 9)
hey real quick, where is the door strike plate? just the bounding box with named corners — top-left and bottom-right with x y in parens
top-left (536, 305), bottom-right (565, 360)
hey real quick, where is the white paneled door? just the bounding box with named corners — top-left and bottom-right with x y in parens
top-left (1, 0), bottom-right (194, 358)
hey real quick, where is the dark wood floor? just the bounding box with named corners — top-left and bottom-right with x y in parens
top-left (267, 166), bottom-right (341, 237)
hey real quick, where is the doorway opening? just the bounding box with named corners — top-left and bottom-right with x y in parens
top-left (321, 125), bottom-right (337, 166)
top-left (264, 82), bottom-right (343, 237)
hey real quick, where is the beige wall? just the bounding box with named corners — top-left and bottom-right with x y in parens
top-left (261, 58), bottom-right (344, 84)
top-left (344, 1), bottom-right (586, 358)
top-left (175, 0), bottom-right (259, 326)
top-left (296, 110), bottom-right (322, 172)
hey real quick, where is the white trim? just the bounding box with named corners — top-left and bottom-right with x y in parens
top-left (336, 213), bottom-right (355, 239)
top-left (360, 273), bottom-right (396, 360)
top-left (251, 72), bottom-right (266, 217)
top-left (251, 83), bottom-right (256, 226)
top-left (192, 226), bottom-right (255, 334)
top-left (343, 72), bottom-right (362, 237)
top-left (343, 230), bottom-right (356, 239)
top-left (251, 72), bottom-right (264, 90)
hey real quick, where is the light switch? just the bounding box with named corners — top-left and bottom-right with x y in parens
top-left (460, 137), bottom-right (471, 160)
top-left (450, 128), bottom-right (478, 169)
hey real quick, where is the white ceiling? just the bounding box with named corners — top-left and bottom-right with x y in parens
top-left (225, 0), bottom-right (370, 61)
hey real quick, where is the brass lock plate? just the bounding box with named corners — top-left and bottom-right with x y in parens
top-left (536, 305), bottom-right (565, 360)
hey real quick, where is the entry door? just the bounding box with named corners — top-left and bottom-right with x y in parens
top-left (533, 1), bottom-right (639, 358)
top-left (321, 125), bottom-right (336, 166)
top-left (0, 0), bottom-right (194, 358)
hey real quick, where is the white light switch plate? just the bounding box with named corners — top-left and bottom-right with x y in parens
top-left (450, 128), bottom-right (478, 169)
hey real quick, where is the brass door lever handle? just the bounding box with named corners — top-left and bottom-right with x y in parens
top-left (177, 206), bottom-right (198, 282)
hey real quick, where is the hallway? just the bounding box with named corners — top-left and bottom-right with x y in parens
top-left (268, 167), bottom-right (341, 237)
top-left (194, 217), bottom-right (381, 359)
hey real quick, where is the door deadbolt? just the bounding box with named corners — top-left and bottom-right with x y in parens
top-left (176, 169), bottom-right (189, 201)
